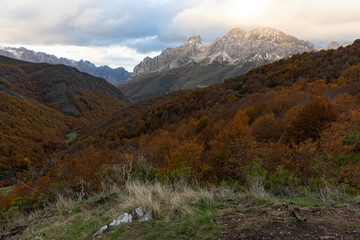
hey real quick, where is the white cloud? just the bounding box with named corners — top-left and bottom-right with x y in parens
top-left (172, 0), bottom-right (360, 42)
top-left (7, 44), bottom-right (160, 72)
top-left (1, 0), bottom-right (360, 69)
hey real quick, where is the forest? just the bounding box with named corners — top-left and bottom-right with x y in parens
top-left (1, 41), bottom-right (360, 216)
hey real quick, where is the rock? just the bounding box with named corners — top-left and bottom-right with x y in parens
top-left (109, 213), bottom-right (132, 227)
top-left (93, 208), bottom-right (153, 237)
top-left (92, 225), bottom-right (109, 238)
top-left (139, 210), bottom-right (152, 222)
top-left (134, 207), bottom-right (144, 218)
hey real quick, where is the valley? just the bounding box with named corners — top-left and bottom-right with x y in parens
top-left (1, 12), bottom-right (360, 238)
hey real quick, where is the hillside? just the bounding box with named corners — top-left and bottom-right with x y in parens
top-left (0, 47), bottom-right (132, 84)
top-left (224, 39), bottom-right (360, 94)
top-left (2, 40), bottom-right (360, 240)
top-left (52, 40), bottom-right (360, 189)
top-left (118, 27), bottom-right (317, 101)
top-left (0, 56), bottom-right (127, 188)
top-left (0, 55), bottom-right (127, 120)
top-left (0, 92), bottom-right (75, 184)
top-left (6, 181), bottom-right (360, 240)
top-left (117, 56), bottom-right (270, 101)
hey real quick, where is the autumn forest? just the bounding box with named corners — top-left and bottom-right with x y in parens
top-left (2, 40), bottom-right (360, 219)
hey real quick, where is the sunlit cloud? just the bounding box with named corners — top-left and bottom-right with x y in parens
top-left (1, 0), bottom-right (360, 69)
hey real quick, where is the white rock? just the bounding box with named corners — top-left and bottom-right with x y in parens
top-left (139, 210), bottom-right (152, 222)
top-left (92, 225), bottom-right (108, 237)
top-left (135, 207), bottom-right (144, 217)
top-left (109, 213), bottom-right (132, 227)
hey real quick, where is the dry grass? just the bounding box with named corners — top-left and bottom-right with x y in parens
top-left (113, 181), bottom-right (231, 218)
top-left (54, 195), bottom-right (78, 215)
top-left (245, 176), bottom-right (271, 198)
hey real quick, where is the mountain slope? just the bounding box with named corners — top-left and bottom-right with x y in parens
top-left (224, 39), bottom-right (360, 94)
top-left (0, 47), bottom-right (132, 84)
top-left (0, 55), bottom-right (127, 119)
top-left (118, 59), bottom-right (269, 101)
top-left (118, 27), bottom-right (316, 101)
top-left (0, 56), bottom-right (128, 183)
top-left (0, 91), bottom-right (74, 179)
top-left (62, 40), bottom-right (360, 187)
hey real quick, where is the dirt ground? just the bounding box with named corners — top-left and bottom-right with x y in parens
top-left (218, 200), bottom-right (360, 240)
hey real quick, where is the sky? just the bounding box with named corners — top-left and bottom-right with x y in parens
top-left (1, 0), bottom-right (360, 71)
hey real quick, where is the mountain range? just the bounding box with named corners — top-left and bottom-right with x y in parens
top-left (118, 27), bottom-right (350, 101)
top-left (0, 47), bottom-right (132, 84)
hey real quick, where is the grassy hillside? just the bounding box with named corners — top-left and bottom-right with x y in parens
top-left (5, 179), bottom-right (360, 240)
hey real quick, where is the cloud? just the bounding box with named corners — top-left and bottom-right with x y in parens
top-left (1, 0), bottom-right (360, 69)
top-left (172, 0), bottom-right (360, 42)
top-left (10, 44), bottom-right (160, 72)
top-left (0, 0), bottom-right (187, 47)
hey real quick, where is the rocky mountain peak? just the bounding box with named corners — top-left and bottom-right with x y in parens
top-left (249, 27), bottom-right (288, 41)
top-left (251, 27), bottom-right (284, 35)
top-left (185, 35), bottom-right (202, 46)
top-left (224, 28), bottom-right (246, 38)
top-left (131, 27), bottom-right (317, 78)
top-left (325, 41), bottom-right (340, 50)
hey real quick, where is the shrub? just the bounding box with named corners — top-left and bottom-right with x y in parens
top-left (285, 97), bottom-right (337, 143)
top-left (195, 116), bottom-right (211, 133)
top-left (10, 196), bottom-right (43, 214)
top-left (133, 162), bottom-right (165, 183)
top-left (243, 159), bottom-right (269, 197)
top-left (266, 166), bottom-right (300, 196)
top-left (251, 112), bottom-right (281, 141)
top-left (170, 162), bottom-right (192, 183)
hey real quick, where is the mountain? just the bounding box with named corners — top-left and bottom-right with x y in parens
top-left (3, 36), bottom-right (360, 238)
top-left (118, 27), bottom-right (316, 101)
top-left (0, 46), bottom-right (132, 84)
top-left (315, 41), bottom-right (353, 51)
top-left (0, 91), bottom-right (74, 177)
top-left (64, 41), bottom-right (360, 187)
top-left (0, 55), bottom-right (128, 181)
top-left (0, 55), bottom-right (127, 119)
top-left (224, 39), bottom-right (360, 94)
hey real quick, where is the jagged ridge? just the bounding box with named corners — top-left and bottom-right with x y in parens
top-left (132, 27), bottom-right (316, 77)
top-left (0, 47), bottom-right (132, 84)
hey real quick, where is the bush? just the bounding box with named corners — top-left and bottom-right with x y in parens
top-left (133, 163), bottom-right (165, 183)
top-left (10, 196), bottom-right (43, 214)
top-left (195, 116), bottom-right (211, 133)
top-left (266, 166), bottom-right (300, 196)
top-left (170, 162), bottom-right (192, 183)
top-left (243, 159), bottom-right (268, 197)
top-left (285, 97), bottom-right (337, 142)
